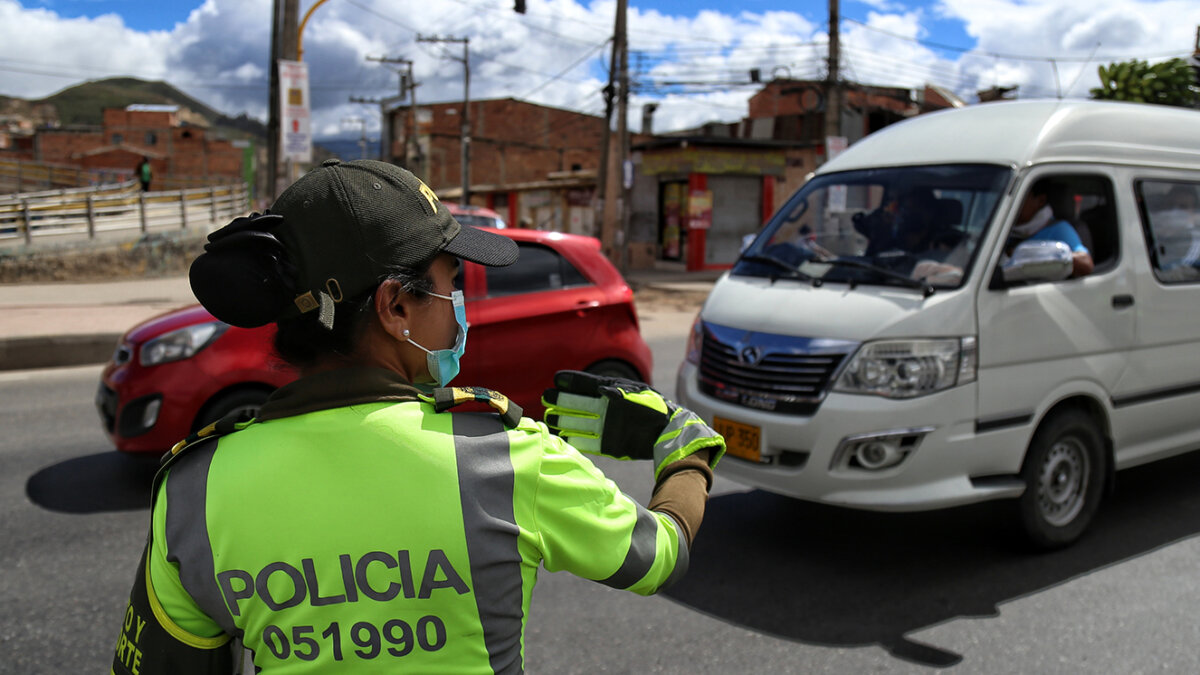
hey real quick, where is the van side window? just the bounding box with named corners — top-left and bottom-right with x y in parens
top-left (1074, 178), bottom-right (1120, 270)
top-left (1136, 181), bottom-right (1200, 283)
top-left (1016, 175), bottom-right (1118, 273)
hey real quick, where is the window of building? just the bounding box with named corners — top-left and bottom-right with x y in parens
top-left (112, 133), bottom-right (123, 145)
top-left (1136, 180), bottom-right (1200, 283)
top-left (484, 242), bottom-right (589, 297)
top-left (145, 132), bottom-right (157, 146)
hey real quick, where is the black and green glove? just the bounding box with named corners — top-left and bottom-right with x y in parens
top-left (542, 370), bottom-right (724, 480)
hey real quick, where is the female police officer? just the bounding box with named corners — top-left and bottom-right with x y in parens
top-left (111, 159), bottom-right (723, 674)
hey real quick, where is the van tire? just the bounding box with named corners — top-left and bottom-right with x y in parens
top-left (1016, 409), bottom-right (1106, 549)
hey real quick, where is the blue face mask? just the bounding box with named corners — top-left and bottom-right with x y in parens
top-left (405, 290), bottom-right (467, 387)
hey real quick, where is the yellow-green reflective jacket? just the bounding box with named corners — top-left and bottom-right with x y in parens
top-left (143, 375), bottom-right (689, 674)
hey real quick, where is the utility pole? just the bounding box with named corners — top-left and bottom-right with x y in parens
top-left (593, 38), bottom-right (617, 246)
top-left (367, 56), bottom-right (417, 167)
top-left (342, 117), bottom-right (369, 159)
top-left (418, 35), bottom-right (470, 205)
top-left (349, 96), bottom-right (383, 162)
top-left (614, 0), bottom-right (630, 274)
top-left (824, 0), bottom-right (841, 151)
top-left (597, 1), bottom-right (628, 269)
top-left (268, 0), bottom-right (299, 201)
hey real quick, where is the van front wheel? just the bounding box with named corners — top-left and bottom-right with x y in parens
top-left (1016, 409), bottom-right (1105, 549)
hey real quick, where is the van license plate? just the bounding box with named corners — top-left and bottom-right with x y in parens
top-left (713, 416), bottom-right (761, 463)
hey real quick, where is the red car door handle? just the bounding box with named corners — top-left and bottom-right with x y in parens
top-left (575, 300), bottom-right (600, 317)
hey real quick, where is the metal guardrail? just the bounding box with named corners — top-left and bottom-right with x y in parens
top-left (0, 157), bottom-right (133, 192)
top-left (0, 181), bottom-right (250, 248)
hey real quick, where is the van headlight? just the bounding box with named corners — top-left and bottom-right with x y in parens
top-left (685, 314), bottom-right (704, 365)
top-left (139, 321), bottom-right (229, 367)
top-left (834, 337), bottom-right (976, 399)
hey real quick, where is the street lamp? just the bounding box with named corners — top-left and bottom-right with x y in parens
top-left (297, 0), bottom-right (332, 62)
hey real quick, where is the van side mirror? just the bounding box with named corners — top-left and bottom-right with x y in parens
top-left (740, 233), bottom-right (757, 253)
top-left (999, 239), bottom-right (1073, 284)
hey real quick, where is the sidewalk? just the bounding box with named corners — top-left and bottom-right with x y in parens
top-left (0, 268), bottom-right (722, 371)
top-left (0, 276), bottom-right (197, 370)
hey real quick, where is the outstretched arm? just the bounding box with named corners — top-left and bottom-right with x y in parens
top-left (1072, 250), bottom-right (1094, 277)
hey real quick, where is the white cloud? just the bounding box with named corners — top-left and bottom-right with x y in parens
top-left (939, 0), bottom-right (1200, 99)
top-left (0, 1), bottom-right (173, 96)
top-left (0, 0), bottom-right (1197, 143)
top-left (853, 0), bottom-right (908, 11)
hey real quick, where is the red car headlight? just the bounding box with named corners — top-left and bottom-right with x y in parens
top-left (139, 321), bottom-right (229, 367)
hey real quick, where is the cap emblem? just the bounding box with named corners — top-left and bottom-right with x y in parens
top-left (416, 179), bottom-right (439, 212)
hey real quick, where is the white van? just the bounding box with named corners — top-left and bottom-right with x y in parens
top-left (676, 100), bottom-right (1200, 547)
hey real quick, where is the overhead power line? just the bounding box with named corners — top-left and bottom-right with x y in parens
top-left (842, 17), bottom-right (1191, 63)
top-left (442, 0), bottom-right (604, 46)
top-left (632, 40), bottom-right (824, 57)
top-left (838, 44), bottom-right (974, 85)
top-left (343, 0), bottom-right (423, 34)
top-left (520, 40), bottom-right (610, 99)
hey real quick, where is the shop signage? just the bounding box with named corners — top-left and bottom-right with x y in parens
top-left (688, 189), bottom-right (713, 230)
top-left (642, 148), bottom-right (785, 176)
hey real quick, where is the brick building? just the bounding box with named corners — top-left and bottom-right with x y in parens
top-left (631, 79), bottom-right (966, 270)
top-left (0, 115), bottom-right (35, 151)
top-left (23, 104), bottom-right (244, 188)
top-left (384, 97), bottom-right (605, 232)
top-left (377, 83), bottom-right (965, 270)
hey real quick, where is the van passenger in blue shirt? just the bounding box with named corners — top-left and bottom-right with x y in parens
top-left (1011, 181), bottom-right (1094, 277)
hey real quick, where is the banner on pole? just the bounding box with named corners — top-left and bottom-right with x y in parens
top-left (279, 60), bottom-right (312, 163)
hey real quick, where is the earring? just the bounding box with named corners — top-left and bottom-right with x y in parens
top-left (403, 329), bottom-right (410, 337)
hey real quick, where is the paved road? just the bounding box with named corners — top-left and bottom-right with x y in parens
top-left (4, 313), bottom-right (1200, 673)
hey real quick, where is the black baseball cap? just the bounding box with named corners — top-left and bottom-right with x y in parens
top-left (190, 159), bottom-right (517, 329)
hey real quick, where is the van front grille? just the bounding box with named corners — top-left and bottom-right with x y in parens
top-left (697, 323), bottom-right (854, 416)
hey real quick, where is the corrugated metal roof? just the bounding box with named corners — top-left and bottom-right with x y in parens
top-left (125, 104), bottom-right (179, 113)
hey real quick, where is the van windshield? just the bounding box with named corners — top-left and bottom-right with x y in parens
top-left (735, 164), bottom-right (1011, 291)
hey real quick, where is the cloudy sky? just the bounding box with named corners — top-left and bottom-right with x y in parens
top-left (0, 0), bottom-right (1197, 141)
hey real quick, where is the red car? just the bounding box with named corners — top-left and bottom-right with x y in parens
top-left (446, 203), bottom-right (507, 229)
top-left (96, 228), bottom-right (652, 453)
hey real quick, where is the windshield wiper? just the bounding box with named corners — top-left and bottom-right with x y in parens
top-left (822, 258), bottom-right (936, 297)
top-left (739, 253), bottom-right (819, 284)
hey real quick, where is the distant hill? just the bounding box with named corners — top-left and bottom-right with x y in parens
top-left (2, 78), bottom-right (375, 159)
top-left (317, 138), bottom-right (382, 161)
top-left (41, 78), bottom-right (224, 125)
top-left (7, 77), bottom-right (267, 141)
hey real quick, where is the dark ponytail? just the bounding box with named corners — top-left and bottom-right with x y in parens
top-left (272, 265), bottom-right (435, 369)
top-left (191, 212), bottom-right (441, 370)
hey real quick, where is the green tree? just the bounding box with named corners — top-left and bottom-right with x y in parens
top-left (1090, 57), bottom-right (1199, 107)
